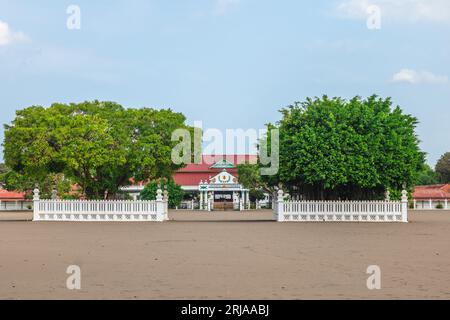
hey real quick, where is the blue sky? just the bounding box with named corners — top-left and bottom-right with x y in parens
top-left (0, 0), bottom-right (449, 165)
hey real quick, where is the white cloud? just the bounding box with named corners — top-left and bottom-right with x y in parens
top-left (391, 69), bottom-right (449, 85)
top-left (214, 0), bottom-right (240, 16)
top-left (336, 0), bottom-right (450, 23)
top-left (0, 20), bottom-right (28, 46)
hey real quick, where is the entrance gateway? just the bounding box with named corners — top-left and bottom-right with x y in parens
top-left (120, 156), bottom-right (268, 211)
top-left (198, 169), bottom-right (250, 211)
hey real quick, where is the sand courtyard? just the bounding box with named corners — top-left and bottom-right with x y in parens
top-left (0, 210), bottom-right (449, 299)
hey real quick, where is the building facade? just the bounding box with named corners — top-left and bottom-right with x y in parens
top-left (412, 184), bottom-right (450, 210)
top-left (121, 155), bottom-right (269, 210)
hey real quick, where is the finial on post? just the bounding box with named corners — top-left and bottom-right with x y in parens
top-left (277, 189), bottom-right (284, 202)
top-left (156, 187), bottom-right (163, 201)
top-left (33, 185), bottom-right (40, 201)
top-left (51, 186), bottom-right (58, 200)
top-left (401, 189), bottom-right (408, 202)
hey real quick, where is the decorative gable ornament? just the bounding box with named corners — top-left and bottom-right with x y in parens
top-left (210, 159), bottom-right (235, 169)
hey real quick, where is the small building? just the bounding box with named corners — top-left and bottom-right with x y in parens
top-left (412, 184), bottom-right (450, 210)
top-left (0, 187), bottom-right (29, 211)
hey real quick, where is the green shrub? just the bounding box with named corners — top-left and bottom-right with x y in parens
top-left (140, 178), bottom-right (183, 209)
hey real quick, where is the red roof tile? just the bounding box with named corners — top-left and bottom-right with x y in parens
top-left (413, 185), bottom-right (450, 199)
top-left (174, 154), bottom-right (256, 186)
top-left (0, 188), bottom-right (26, 201)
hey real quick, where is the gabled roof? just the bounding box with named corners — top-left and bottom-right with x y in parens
top-left (173, 154), bottom-right (257, 186)
top-left (413, 184), bottom-right (450, 199)
top-left (176, 155), bottom-right (257, 173)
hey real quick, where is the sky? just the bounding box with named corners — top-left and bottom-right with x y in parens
top-left (0, 0), bottom-right (449, 166)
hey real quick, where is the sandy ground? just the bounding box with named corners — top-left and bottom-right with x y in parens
top-left (1, 210), bottom-right (450, 300)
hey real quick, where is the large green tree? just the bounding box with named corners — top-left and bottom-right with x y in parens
top-left (3, 101), bottom-right (191, 198)
top-left (436, 152), bottom-right (450, 183)
top-left (272, 95), bottom-right (424, 200)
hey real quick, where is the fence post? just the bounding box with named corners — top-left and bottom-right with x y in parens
top-left (277, 189), bottom-right (285, 222)
top-left (33, 187), bottom-right (40, 221)
top-left (401, 189), bottom-right (408, 223)
top-left (163, 189), bottom-right (169, 221)
top-left (156, 188), bottom-right (165, 222)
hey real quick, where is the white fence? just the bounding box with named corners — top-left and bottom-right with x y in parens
top-left (274, 190), bottom-right (408, 223)
top-left (33, 188), bottom-right (168, 222)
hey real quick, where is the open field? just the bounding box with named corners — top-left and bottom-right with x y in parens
top-left (1, 210), bottom-right (450, 299)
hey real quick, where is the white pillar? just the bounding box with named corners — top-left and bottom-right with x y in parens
top-left (207, 192), bottom-right (211, 212)
top-left (199, 191), bottom-right (203, 210)
top-left (156, 188), bottom-right (165, 222)
top-left (401, 189), bottom-right (408, 223)
top-left (445, 199), bottom-right (448, 210)
top-left (413, 199), bottom-right (417, 210)
top-left (245, 190), bottom-right (250, 210)
top-left (163, 189), bottom-right (169, 220)
top-left (33, 187), bottom-right (40, 221)
top-left (429, 199), bottom-right (433, 210)
top-left (239, 191), bottom-right (244, 211)
top-left (276, 189), bottom-right (285, 222)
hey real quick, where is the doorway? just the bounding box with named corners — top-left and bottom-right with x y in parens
top-left (214, 192), bottom-right (234, 211)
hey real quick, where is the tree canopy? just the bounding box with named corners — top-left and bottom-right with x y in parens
top-left (436, 152), bottom-right (450, 183)
top-left (3, 101), bottom-right (191, 199)
top-left (263, 95), bottom-right (425, 200)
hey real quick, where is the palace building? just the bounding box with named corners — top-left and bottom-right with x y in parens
top-left (121, 155), bottom-right (269, 210)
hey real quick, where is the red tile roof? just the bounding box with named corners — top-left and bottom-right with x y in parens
top-left (413, 185), bottom-right (450, 200)
top-left (174, 154), bottom-right (257, 186)
top-left (0, 188), bottom-right (26, 201)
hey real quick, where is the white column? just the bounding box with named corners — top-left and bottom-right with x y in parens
top-left (445, 199), bottom-right (448, 210)
top-left (155, 188), bottom-right (165, 222)
top-left (163, 189), bottom-right (169, 220)
top-left (207, 192), bottom-right (211, 212)
top-left (33, 187), bottom-right (40, 221)
top-left (245, 191), bottom-right (250, 210)
top-left (401, 189), bottom-right (408, 223)
top-left (239, 191), bottom-right (244, 211)
top-left (199, 191), bottom-right (203, 210)
top-left (413, 199), bottom-right (417, 210)
top-left (429, 199), bottom-right (433, 210)
top-left (276, 189), bottom-right (285, 222)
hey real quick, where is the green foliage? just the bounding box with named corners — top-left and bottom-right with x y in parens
top-left (140, 178), bottom-right (184, 208)
top-left (416, 164), bottom-right (439, 185)
top-left (3, 101), bottom-right (191, 199)
top-left (237, 163), bottom-right (272, 202)
top-left (435, 152), bottom-right (450, 183)
top-left (273, 95), bottom-right (425, 200)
